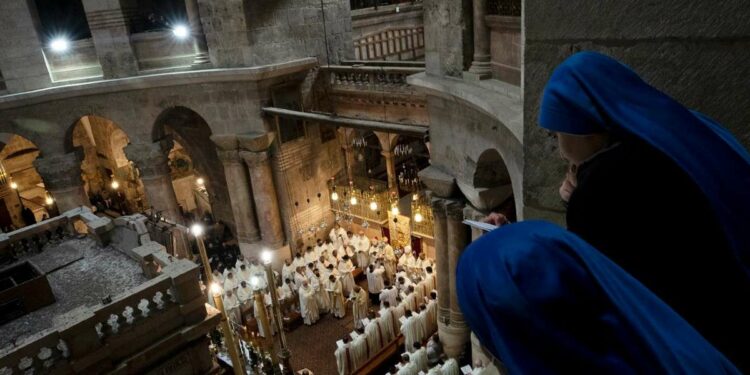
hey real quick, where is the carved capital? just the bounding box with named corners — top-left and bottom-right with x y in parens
top-left (124, 139), bottom-right (173, 179)
top-left (430, 198), bottom-right (447, 218)
top-left (237, 132), bottom-right (275, 152)
top-left (216, 149), bottom-right (242, 165)
top-left (34, 152), bottom-right (85, 191)
top-left (445, 200), bottom-right (466, 221)
top-left (239, 150), bottom-right (270, 168)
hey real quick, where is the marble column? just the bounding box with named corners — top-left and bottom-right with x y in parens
top-left (34, 152), bottom-right (90, 213)
top-left (240, 151), bottom-right (285, 249)
top-left (215, 149), bottom-right (260, 245)
top-left (125, 139), bottom-right (182, 223)
top-left (184, 0), bottom-right (210, 65)
top-left (466, 0), bottom-right (492, 80)
top-left (444, 200), bottom-right (471, 358)
top-left (430, 198), bottom-right (451, 324)
top-left (382, 150), bottom-right (397, 190)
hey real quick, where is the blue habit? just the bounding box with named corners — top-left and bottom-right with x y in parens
top-left (538, 51), bottom-right (750, 278)
top-left (456, 221), bottom-right (741, 374)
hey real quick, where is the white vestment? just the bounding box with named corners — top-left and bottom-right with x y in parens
top-left (338, 260), bottom-right (356, 295)
top-left (351, 333), bottom-right (369, 370)
top-left (410, 347), bottom-right (429, 373)
top-left (236, 285), bottom-right (253, 305)
top-left (334, 343), bottom-right (352, 375)
top-left (351, 288), bottom-right (369, 329)
top-left (379, 307), bottom-right (396, 343)
top-left (311, 274), bottom-right (330, 312)
top-left (442, 359), bottom-right (460, 375)
top-left (401, 316), bottom-right (420, 353)
top-left (366, 266), bottom-right (385, 294)
top-left (426, 300), bottom-right (438, 337)
top-left (365, 318), bottom-right (384, 355)
top-left (379, 287), bottom-right (399, 309)
top-left (397, 362), bottom-right (417, 375)
top-left (299, 285), bottom-right (320, 325)
top-left (327, 278), bottom-right (346, 318)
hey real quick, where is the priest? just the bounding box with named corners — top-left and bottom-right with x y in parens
top-left (400, 310), bottom-right (420, 352)
top-left (350, 286), bottom-right (369, 330)
top-left (327, 274), bottom-right (346, 318)
top-left (334, 336), bottom-right (353, 375)
top-left (410, 342), bottom-right (429, 373)
top-left (366, 263), bottom-right (386, 305)
top-left (299, 280), bottom-right (320, 325)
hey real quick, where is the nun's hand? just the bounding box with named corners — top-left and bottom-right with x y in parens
top-left (483, 212), bottom-right (509, 226)
top-left (559, 164), bottom-right (578, 202)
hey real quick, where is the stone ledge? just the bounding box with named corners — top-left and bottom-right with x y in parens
top-left (419, 165), bottom-right (458, 198)
top-left (407, 72), bottom-right (523, 144)
top-left (0, 57), bottom-right (318, 110)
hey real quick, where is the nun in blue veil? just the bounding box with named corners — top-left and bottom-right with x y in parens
top-left (529, 51), bottom-right (750, 371)
top-left (456, 221), bottom-right (741, 374)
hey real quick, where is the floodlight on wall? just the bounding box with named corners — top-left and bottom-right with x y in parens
top-left (172, 24), bottom-right (190, 40)
top-left (50, 37), bottom-right (70, 53)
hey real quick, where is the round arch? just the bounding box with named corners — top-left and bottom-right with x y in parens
top-left (151, 106), bottom-right (234, 229)
top-left (70, 115), bottom-right (147, 214)
top-left (0, 133), bottom-right (54, 228)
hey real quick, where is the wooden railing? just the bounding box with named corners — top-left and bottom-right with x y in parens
top-left (353, 334), bottom-right (405, 375)
top-left (353, 27), bottom-right (425, 61)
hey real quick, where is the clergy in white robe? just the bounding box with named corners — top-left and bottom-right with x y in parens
top-left (365, 313), bottom-right (385, 354)
top-left (338, 256), bottom-right (356, 295)
top-left (294, 268), bottom-right (308, 291)
top-left (441, 358), bottom-right (460, 375)
top-left (426, 334), bottom-right (444, 367)
top-left (382, 238), bottom-right (397, 280)
top-left (356, 246), bottom-right (370, 269)
top-left (366, 264), bottom-right (386, 305)
top-left (236, 281), bottom-right (253, 309)
top-left (282, 259), bottom-right (296, 286)
top-left (292, 253), bottom-right (306, 269)
top-left (223, 289), bottom-right (241, 324)
top-left (327, 275), bottom-right (346, 318)
top-left (212, 269), bottom-right (224, 284)
top-left (237, 264), bottom-right (252, 283)
top-left (416, 305), bottom-right (429, 342)
top-left (398, 246), bottom-right (415, 268)
top-left (299, 281), bottom-right (320, 325)
top-left (471, 363), bottom-right (490, 375)
top-left (223, 272), bottom-right (238, 293)
top-left (424, 267), bottom-right (436, 294)
top-left (397, 354), bottom-right (417, 375)
top-left (334, 337), bottom-right (353, 375)
top-left (281, 279), bottom-right (297, 310)
top-left (350, 328), bottom-right (369, 370)
top-left (350, 286), bottom-right (369, 330)
top-left (253, 291), bottom-right (271, 337)
top-left (358, 231), bottom-right (371, 251)
top-left (314, 239), bottom-right (325, 259)
top-left (426, 366), bottom-right (442, 375)
top-left (311, 270), bottom-right (330, 313)
top-left (379, 302), bottom-right (397, 343)
top-left (235, 255), bottom-right (247, 270)
top-left (304, 247), bottom-right (318, 265)
top-left (380, 282), bottom-right (399, 309)
top-left (410, 342), bottom-right (429, 373)
top-left (401, 310), bottom-right (420, 352)
top-left (426, 292), bottom-right (438, 336)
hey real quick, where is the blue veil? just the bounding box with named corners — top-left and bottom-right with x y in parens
top-left (456, 221), bottom-right (740, 374)
top-left (539, 51), bottom-right (750, 276)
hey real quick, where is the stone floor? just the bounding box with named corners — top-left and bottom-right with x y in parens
top-left (0, 238), bottom-right (146, 352)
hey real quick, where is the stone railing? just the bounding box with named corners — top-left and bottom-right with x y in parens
top-left (487, 0), bottom-right (521, 16)
top-left (322, 65), bottom-right (424, 93)
top-left (0, 207), bottom-right (112, 264)
top-left (353, 26), bottom-right (425, 61)
top-left (41, 38), bottom-right (104, 83)
top-left (130, 31), bottom-right (196, 72)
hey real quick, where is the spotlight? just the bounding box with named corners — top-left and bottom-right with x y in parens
top-left (331, 191), bottom-right (339, 201)
top-left (190, 223), bottom-right (204, 237)
top-left (172, 24), bottom-right (190, 40)
top-left (210, 283), bottom-right (222, 296)
top-left (10, 182), bottom-right (18, 190)
top-left (50, 37), bottom-right (70, 53)
top-left (414, 213), bottom-right (424, 223)
top-left (45, 196), bottom-right (54, 206)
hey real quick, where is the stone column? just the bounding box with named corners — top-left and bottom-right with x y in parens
top-left (0, 0), bottom-right (52, 92)
top-left (382, 150), bottom-right (397, 190)
top-left (184, 0), bottom-right (210, 65)
top-left (34, 153), bottom-right (90, 212)
top-left (241, 151), bottom-right (285, 249)
top-left (125, 139), bottom-right (182, 223)
top-left (215, 148), bottom-right (260, 245)
top-left (81, 0), bottom-right (139, 78)
top-left (465, 0), bottom-right (492, 80)
top-left (444, 200), bottom-right (471, 358)
top-left (431, 198), bottom-right (450, 324)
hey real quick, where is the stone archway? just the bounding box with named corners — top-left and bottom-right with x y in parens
top-left (151, 106), bottom-right (234, 229)
top-left (0, 133), bottom-right (54, 229)
top-left (70, 115), bottom-right (147, 215)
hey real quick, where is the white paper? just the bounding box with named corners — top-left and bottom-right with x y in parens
top-left (462, 219), bottom-right (498, 232)
top-left (461, 365), bottom-right (473, 374)
top-left (350, 331), bottom-right (359, 339)
top-left (336, 340), bottom-right (344, 349)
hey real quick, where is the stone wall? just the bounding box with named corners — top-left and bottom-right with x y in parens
top-left (352, 3), bottom-right (424, 40)
top-left (423, 0), bottom-right (473, 77)
top-left (523, 0), bottom-right (750, 221)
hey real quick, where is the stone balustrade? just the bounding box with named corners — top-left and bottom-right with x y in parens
top-left (323, 65), bottom-right (424, 93)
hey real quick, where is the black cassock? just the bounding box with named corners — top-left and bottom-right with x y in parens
top-left (566, 138), bottom-right (750, 373)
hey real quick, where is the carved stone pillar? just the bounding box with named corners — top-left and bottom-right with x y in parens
top-left (125, 139), bottom-right (182, 223)
top-left (444, 200), bottom-right (471, 358)
top-left (240, 151), bottom-right (285, 249)
top-left (34, 152), bottom-right (90, 212)
top-left (184, 0), bottom-right (210, 65)
top-left (465, 0), bottom-right (492, 80)
top-left (342, 145), bottom-right (355, 181)
top-left (382, 150), bottom-right (397, 190)
top-left (214, 147), bottom-right (260, 245)
top-left (81, 0), bottom-right (139, 78)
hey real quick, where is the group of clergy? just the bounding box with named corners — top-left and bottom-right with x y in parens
top-left (209, 256), bottom-right (272, 324)
top-left (389, 335), bottom-right (492, 375)
top-left (335, 264), bottom-right (439, 375)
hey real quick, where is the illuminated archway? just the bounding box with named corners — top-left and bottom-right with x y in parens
top-left (0, 134), bottom-right (54, 229)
